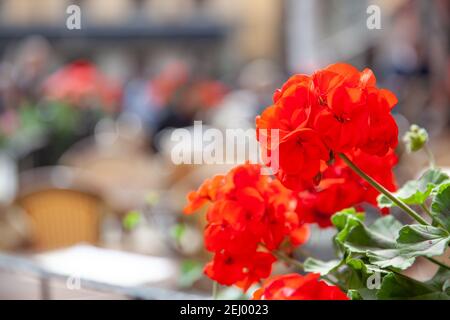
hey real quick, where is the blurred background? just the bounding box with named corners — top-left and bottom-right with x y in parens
top-left (0, 0), bottom-right (448, 299)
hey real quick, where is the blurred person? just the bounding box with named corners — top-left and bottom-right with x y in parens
top-left (150, 59), bottom-right (227, 152)
top-left (0, 62), bottom-right (16, 113)
top-left (151, 80), bottom-right (205, 152)
top-left (10, 36), bottom-right (52, 105)
top-left (122, 54), bottom-right (159, 132)
top-left (150, 59), bottom-right (190, 109)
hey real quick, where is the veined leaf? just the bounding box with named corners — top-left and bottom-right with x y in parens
top-left (341, 256), bottom-right (388, 300)
top-left (366, 248), bottom-right (416, 270)
top-left (377, 272), bottom-right (450, 300)
top-left (431, 182), bottom-right (450, 231)
top-left (347, 289), bottom-right (363, 300)
top-left (356, 225), bottom-right (449, 270)
top-left (378, 168), bottom-right (449, 208)
top-left (304, 258), bottom-right (342, 275)
top-left (334, 212), bottom-right (450, 270)
top-left (426, 267), bottom-right (450, 294)
top-left (331, 208), bottom-right (365, 248)
top-left (396, 225), bottom-right (450, 258)
top-left (343, 215), bottom-right (403, 249)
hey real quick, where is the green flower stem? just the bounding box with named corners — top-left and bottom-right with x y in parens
top-left (427, 257), bottom-right (450, 271)
top-left (293, 247), bottom-right (314, 260)
top-left (272, 250), bottom-right (304, 269)
top-left (212, 281), bottom-right (219, 300)
top-left (339, 153), bottom-right (430, 226)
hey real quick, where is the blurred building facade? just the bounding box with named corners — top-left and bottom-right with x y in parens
top-left (0, 0), bottom-right (284, 79)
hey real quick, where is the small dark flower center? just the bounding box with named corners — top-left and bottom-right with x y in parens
top-left (296, 138), bottom-right (304, 146)
top-left (224, 257), bottom-right (234, 265)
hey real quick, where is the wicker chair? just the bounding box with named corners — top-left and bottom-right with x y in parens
top-left (16, 167), bottom-right (105, 251)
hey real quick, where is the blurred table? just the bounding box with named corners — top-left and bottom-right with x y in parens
top-left (59, 135), bottom-right (164, 213)
top-left (0, 245), bottom-right (207, 300)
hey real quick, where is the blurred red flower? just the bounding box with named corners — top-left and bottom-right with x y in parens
top-left (194, 80), bottom-right (228, 109)
top-left (42, 60), bottom-right (121, 111)
top-left (252, 273), bottom-right (348, 300)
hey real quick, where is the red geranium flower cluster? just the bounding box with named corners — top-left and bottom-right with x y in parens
top-left (184, 163), bottom-right (310, 290)
top-left (183, 63), bottom-right (401, 299)
top-left (297, 148), bottom-right (398, 227)
top-left (43, 60), bottom-right (121, 111)
top-left (256, 63), bottom-right (398, 191)
top-left (253, 273), bottom-right (348, 300)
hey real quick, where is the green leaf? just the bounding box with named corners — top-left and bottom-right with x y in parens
top-left (396, 225), bottom-right (450, 258)
top-left (431, 182), bottom-right (450, 231)
top-left (178, 259), bottom-right (204, 288)
top-left (417, 169), bottom-right (449, 193)
top-left (332, 214), bottom-right (407, 269)
top-left (347, 289), bottom-right (363, 300)
top-left (365, 248), bottom-right (416, 270)
top-left (170, 223), bottom-right (187, 244)
top-left (369, 215), bottom-right (404, 240)
top-left (343, 215), bottom-right (403, 250)
top-left (366, 225), bottom-right (450, 270)
top-left (331, 208), bottom-right (364, 247)
top-left (334, 213), bottom-right (450, 270)
top-left (377, 273), bottom-right (450, 300)
top-left (377, 194), bottom-right (394, 208)
top-left (426, 267), bottom-right (450, 294)
top-left (330, 210), bottom-right (450, 299)
top-left (332, 207), bottom-right (365, 227)
top-left (378, 169), bottom-right (449, 208)
top-left (304, 258), bottom-right (342, 275)
top-left (122, 211), bottom-right (141, 230)
top-left (346, 256), bottom-right (389, 275)
top-left (340, 256), bottom-right (386, 300)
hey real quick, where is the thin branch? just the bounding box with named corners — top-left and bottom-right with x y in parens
top-left (339, 153), bottom-right (430, 226)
